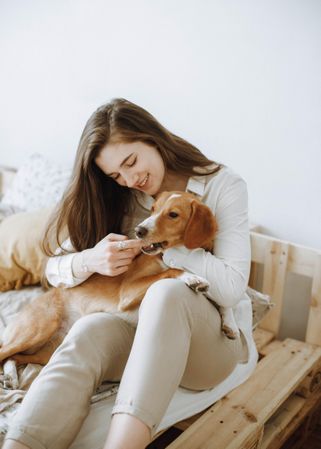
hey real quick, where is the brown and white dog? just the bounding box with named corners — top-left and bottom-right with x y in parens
top-left (0, 191), bottom-right (239, 366)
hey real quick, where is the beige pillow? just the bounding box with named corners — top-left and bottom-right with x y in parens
top-left (0, 208), bottom-right (53, 292)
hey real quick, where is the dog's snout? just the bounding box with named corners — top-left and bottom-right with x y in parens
top-left (135, 226), bottom-right (148, 239)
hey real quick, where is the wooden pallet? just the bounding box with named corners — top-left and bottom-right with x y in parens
top-left (153, 231), bottom-right (321, 448)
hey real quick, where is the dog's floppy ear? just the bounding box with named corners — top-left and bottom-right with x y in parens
top-left (184, 200), bottom-right (218, 249)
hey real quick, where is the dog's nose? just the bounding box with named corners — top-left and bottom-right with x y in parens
top-left (135, 226), bottom-right (148, 239)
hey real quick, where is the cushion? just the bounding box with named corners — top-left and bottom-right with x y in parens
top-left (0, 208), bottom-right (53, 292)
top-left (1, 153), bottom-right (71, 212)
top-left (247, 286), bottom-right (273, 328)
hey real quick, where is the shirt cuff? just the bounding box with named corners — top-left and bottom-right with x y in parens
top-left (57, 253), bottom-right (77, 285)
top-left (48, 253), bottom-right (87, 288)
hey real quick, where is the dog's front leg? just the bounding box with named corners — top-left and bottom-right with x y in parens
top-left (119, 268), bottom-right (184, 311)
top-left (178, 272), bottom-right (210, 293)
top-left (2, 359), bottom-right (19, 389)
top-left (219, 306), bottom-right (240, 340)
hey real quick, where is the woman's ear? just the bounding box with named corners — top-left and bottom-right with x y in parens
top-left (184, 201), bottom-right (218, 249)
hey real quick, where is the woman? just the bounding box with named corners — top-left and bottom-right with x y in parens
top-left (3, 98), bottom-right (256, 449)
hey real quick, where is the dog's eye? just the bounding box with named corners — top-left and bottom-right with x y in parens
top-left (168, 212), bottom-right (179, 218)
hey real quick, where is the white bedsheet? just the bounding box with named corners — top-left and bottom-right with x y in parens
top-left (0, 286), bottom-right (258, 448)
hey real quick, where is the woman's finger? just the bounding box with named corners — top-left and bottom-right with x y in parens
top-left (111, 239), bottom-right (142, 252)
top-left (111, 266), bottom-right (129, 276)
top-left (105, 233), bottom-right (128, 242)
top-left (114, 258), bottom-right (133, 268)
top-left (116, 249), bottom-right (137, 260)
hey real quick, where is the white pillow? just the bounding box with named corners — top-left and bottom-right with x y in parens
top-left (1, 153), bottom-right (71, 212)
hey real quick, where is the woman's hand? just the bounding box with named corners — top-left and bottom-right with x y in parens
top-left (82, 233), bottom-right (143, 276)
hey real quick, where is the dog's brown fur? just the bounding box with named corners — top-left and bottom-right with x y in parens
top-left (0, 192), bottom-right (217, 366)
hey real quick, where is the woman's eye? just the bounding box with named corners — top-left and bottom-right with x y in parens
top-left (169, 212), bottom-right (179, 218)
top-left (127, 156), bottom-right (137, 167)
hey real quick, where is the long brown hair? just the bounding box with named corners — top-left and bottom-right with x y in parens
top-left (42, 98), bottom-right (221, 255)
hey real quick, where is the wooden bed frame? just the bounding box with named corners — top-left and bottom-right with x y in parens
top-left (152, 231), bottom-right (321, 448)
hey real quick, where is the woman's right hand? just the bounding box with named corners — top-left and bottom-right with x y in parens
top-left (82, 233), bottom-right (143, 277)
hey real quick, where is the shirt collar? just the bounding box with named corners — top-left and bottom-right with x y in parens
top-left (134, 174), bottom-right (206, 210)
top-left (134, 191), bottom-right (154, 211)
top-left (185, 175), bottom-right (206, 197)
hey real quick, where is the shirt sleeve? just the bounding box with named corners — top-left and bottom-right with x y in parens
top-left (162, 172), bottom-right (251, 308)
top-left (45, 238), bottom-right (92, 288)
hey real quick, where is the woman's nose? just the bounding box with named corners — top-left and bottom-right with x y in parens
top-left (123, 172), bottom-right (138, 188)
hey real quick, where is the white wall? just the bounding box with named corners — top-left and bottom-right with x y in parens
top-left (1, 0), bottom-right (320, 251)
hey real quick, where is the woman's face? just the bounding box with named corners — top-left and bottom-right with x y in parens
top-left (95, 141), bottom-right (166, 196)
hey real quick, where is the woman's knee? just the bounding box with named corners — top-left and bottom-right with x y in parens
top-left (140, 278), bottom-right (192, 314)
top-left (65, 313), bottom-right (132, 354)
top-left (56, 313), bottom-right (134, 382)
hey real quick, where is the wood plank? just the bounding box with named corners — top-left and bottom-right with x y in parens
top-left (296, 358), bottom-right (321, 398)
top-left (262, 389), bottom-right (321, 449)
top-left (250, 232), bottom-right (321, 278)
top-left (249, 261), bottom-right (259, 290)
top-left (261, 394), bottom-right (305, 449)
top-left (166, 339), bottom-right (321, 449)
top-left (259, 340), bottom-right (283, 357)
top-left (259, 240), bottom-right (289, 335)
top-left (306, 254), bottom-right (321, 346)
top-left (253, 327), bottom-right (275, 352)
top-left (173, 400), bottom-right (223, 433)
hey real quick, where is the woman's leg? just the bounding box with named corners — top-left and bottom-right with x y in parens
top-left (105, 278), bottom-right (248, 448)
top-left (104, 414), bottom-right (151, 449)
top-left (1, 442), bottom-right (28, 449)
top-left (3, 313), bottom-right (135, 449)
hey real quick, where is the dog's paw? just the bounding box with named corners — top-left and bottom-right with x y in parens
top-left (221, 323), bottom-right (240, 340)
top-left (2, 359), bottom-right (19, 389)
top-left (179, 273), bottom-right (210, 293)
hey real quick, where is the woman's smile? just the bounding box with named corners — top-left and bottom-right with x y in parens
top-left (136, 174), bottom-right (149, 189)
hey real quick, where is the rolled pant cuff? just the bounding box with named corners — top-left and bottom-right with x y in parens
top-left (5, 428), bottom-right (46, 449)
top-left (112, 403), bottom-right (159, 437)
